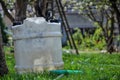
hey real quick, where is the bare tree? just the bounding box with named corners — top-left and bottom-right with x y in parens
top-left (86, 5), bottom-right (115, 53)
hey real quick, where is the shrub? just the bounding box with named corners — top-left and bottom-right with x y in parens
top-left (72, 28), bottom-right (106, 50)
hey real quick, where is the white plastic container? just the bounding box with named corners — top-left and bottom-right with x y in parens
top-left (12, 17), bottom-right (64, 73)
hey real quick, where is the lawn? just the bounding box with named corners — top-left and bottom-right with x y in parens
top-left (1, 48), bottom-right (120, 80)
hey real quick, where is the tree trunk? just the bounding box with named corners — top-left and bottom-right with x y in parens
top-left (106, 37), bottom-right (114, 54)
top-left (109, 0), bottom-right (120, 35)
top-left (15, 0), bottom-right (28, 23)
top-left (0, 0), bottom-right (14, 22)
top-left (34, 0), bottom-right (47, 17)
top-left (0, 16), bottom-right (8, 76)
top-left (106, 16), bottom-right (115, 54)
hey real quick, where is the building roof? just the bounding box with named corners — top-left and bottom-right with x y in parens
top-left (61, 0), bottom-right (95, 28)
top-left (66, 13), bottom-right (95, 29)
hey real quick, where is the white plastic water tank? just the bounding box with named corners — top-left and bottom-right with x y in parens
top-left (12, 17), bottom-right (64, 73)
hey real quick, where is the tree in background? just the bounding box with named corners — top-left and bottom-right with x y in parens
top-left (34, 0), bottom-right (47, 17)
top-left (0, 14), bottom-right (9, 44)
top-left (0, 0), bottom-right (48, 22)
top-left (15, 0), bottom-right (28, 23)
top-left (109, 0), bottom-right (120, 34)
top-left (64, 0), bottom-right (120, 53)
top-left (0, 0), bottom-right (14, 22)
top-left (0, 14), bottom-right (8, 76)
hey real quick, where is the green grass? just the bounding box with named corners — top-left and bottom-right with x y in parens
top-left (1, 48), bottom-right (120, 80)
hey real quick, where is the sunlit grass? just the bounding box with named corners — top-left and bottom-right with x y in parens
top-left (1, 47), bottom-right (120, 80)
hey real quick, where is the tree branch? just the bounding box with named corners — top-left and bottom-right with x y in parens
top-left (0, 0), bottom-right (14, 22)
top-left (109, 0), bottom-right (120, 34)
